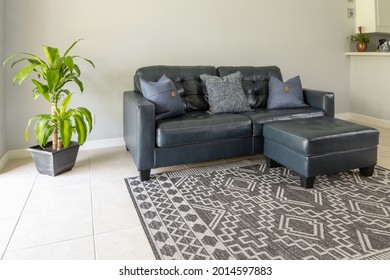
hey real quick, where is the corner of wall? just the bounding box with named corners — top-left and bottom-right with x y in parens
top-left (0, 151), bottom-right (9, 172)
top-left (0, 0), bottom-right (6, 158)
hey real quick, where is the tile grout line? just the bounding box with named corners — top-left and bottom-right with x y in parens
top-left (3, 234), bottom-right (95, 255)
top-left (93, 224), bottom-right (144, 237)
top-left (1, 172), bottom-right (39, 260)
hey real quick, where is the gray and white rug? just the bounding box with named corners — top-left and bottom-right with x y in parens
top-left (125, 158), bottom-right (390, 260)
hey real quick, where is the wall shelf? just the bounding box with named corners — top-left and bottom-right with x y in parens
top-left (345, 52), bottom-right (390, 56)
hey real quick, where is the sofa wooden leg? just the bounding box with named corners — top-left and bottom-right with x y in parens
top-left (299, 176), bottom-right (315, 189)
top-left (360, 165), bottom-right (375, 177)
top-left (140, 169), bottom-right (151, 181)
top-left (266, 157), bottom-right (281, 168)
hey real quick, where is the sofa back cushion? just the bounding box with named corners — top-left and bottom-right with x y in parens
top-left (134, 65), bottom-right (217, 111)
top-left (217, 66), bottom-right (283, 108)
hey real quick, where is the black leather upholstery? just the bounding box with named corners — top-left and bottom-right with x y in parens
top-left (218, 66), bottom-right (283, 108)
top-left (264, 118), bottom-right (379, 155)
top-left (123, 91), bottom-right (155, 171)
top-left (154, 138), bottom-right (253, 168)
top-left (303, 89), bottom-right (335, 117)
top-left (263, 118), bottom-right (379, 187)
top-left (239, 107), bottom-right (325, 136)
top-left (134, 65), bottom-right (217, 112)
top-left (156, 111), bottom-right (252, 147)
top-left (124, 65), bottom-right (336, 181)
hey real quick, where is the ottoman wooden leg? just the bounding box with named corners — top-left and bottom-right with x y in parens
top-left (266, 157), bottom-right (281, 168)
top-left (360, 165), bottom-right (375, 177)
top-left (299, 176), bottom-right (315, 189)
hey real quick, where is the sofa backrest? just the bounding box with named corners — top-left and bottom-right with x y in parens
top-left (134, 65), bottom-right (217, 112)
top-left (217, 66), bottom-right (282, 108)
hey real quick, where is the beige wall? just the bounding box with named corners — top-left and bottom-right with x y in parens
top-left (350, 55), bottom-right (390, 121)
top-left (4, 0), bottom-right (355, 150)
top-left (0, 0), bottom-right (6, 156)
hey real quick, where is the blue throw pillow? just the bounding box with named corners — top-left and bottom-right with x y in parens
top-left (267, 75), bottom-right (309, 110)
top-left (140, 75), bottom-right (185, 120)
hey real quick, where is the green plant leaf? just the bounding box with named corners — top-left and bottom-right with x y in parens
top-left (73, 64), bottom-right (81, 76)
top-left (3, 53), bottom-right (20, 67)
top-left (63, 56), bottom-right (74, 72)
top-left (3, 52), bottom-right (45, 68)
top-left (77, 107), bottom-right (93, 133)
top-left (32, 115), bottom-right (52, 147)
top-left (24, 116), bottom-right (37, 141)
top-left (59, 119), bottom-right (72, 148)
top-left (43, 45), bottom-right (60, 68)
top-left (57, 76), bottom-right (66, 85)
top-left (59, 89), bottom-right (71, 97)
top-left (60, 94), bottom-right (73, 118)
top-left (31, 79), bottom-right (50, 101)
top-left (84, 58), bottom-right (95, 68)
top-left (33, 89), bottom-right (46, 100)
top-left (13, 63), bottom-right (39, 85)
top-left (64, 39), bottom-right (82, 57)
top-left (32, 79), bottom-right (48, 93)
top-left (9, 57), bottom-right (30, 68)
top-left (46, 68), bottom-right (60, 92)
top-left (73, 114), bottom-right (87, 144)
top-left (44, 126), bottom-right (55, 146)
top-left (72, 76), bottom-right (84, 92)
top-left (74, 55), bottom-right (95, 68)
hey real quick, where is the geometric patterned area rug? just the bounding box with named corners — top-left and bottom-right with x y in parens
top-left (124, 158), bottom-right (390, 260)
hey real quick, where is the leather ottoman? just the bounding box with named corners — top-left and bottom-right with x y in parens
top-left (263, 118), bottom-right (379, 188)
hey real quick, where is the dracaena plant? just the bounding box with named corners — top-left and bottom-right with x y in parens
top-left (3, 39), bottom-right (94, 151)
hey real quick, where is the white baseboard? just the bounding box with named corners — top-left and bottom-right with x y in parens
top-left (335, 113), bottom-right (351, 120)
top-left (0, 149), bottom-right (31, 172)
top-left (336, 113), bottom-right (390, 128)
top-left (0, 152), bottom-right (10, 172)
top-left (0, 137), bottom-right (125, 171)
top-left (79, 137), bottom-right (125, 151)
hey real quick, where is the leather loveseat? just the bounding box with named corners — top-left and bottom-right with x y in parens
top-left (123, 65), bottom-right (334, 181)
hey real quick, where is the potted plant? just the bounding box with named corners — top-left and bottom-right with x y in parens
top-left (348, 26), bottom-right (372, 52)
top-left (3, 39), bottom-right (94, 176)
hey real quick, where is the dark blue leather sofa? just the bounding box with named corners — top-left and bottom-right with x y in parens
top-left (123, 65), bottom-right (334, 181)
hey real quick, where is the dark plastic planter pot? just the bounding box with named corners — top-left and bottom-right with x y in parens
top-left (27, 141), bottom-right (80, 176)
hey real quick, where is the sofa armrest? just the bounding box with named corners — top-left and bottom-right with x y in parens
top-left (303, 89), bottom-right (335, 117)
top-left (123, 91), bottom-right (155, 171)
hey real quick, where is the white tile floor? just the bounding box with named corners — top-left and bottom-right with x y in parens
top-left (1, 122), bottom-right (390, 260)
top-left (0, 147), bottom-right (156, 260)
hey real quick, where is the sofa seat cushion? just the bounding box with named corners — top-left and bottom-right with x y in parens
top-left (156, 112), bottom-right (252, 148)
top-left (263, 118), bottom-right (379, 156)
top-left (239, 107), bottom-right (325, 136)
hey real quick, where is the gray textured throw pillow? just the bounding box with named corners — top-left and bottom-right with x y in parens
top-left (267, 75), bottom-right (309, 110)
top-left (140, 75), bottom-right (185, 120)
top-left (200, 72), bottom-right (251, 114)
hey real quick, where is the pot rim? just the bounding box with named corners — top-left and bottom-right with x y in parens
top-left (27, 141), bottom-right (79, 154)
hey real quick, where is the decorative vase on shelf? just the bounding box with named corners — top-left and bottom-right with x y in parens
top-left (356, 43), bottom-right (367, 52)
